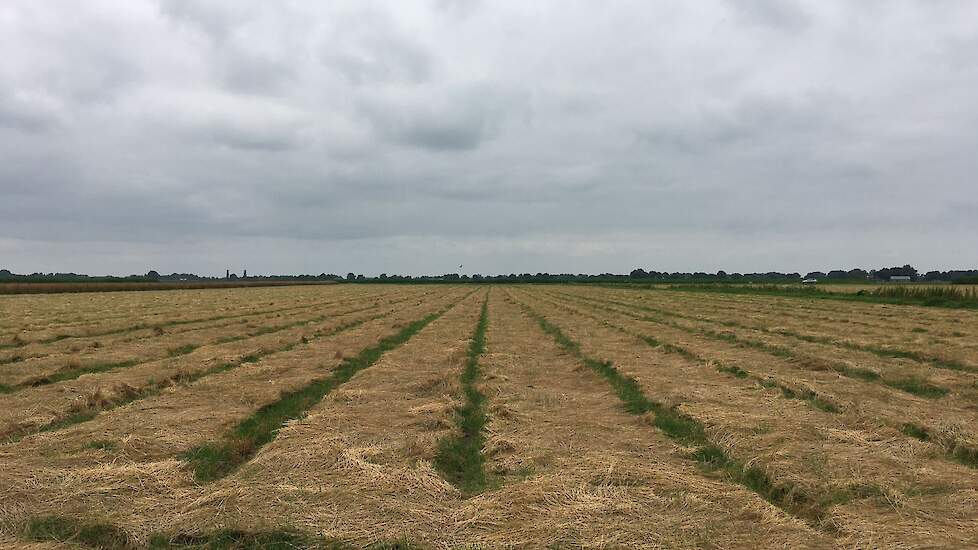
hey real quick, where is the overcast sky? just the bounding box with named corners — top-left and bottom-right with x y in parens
top-left (2, 1), bottom-right (977, 276)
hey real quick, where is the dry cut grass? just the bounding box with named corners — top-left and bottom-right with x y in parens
top-left (1, 284), bottom-right (976, 548)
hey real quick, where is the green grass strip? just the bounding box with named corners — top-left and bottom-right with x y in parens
top-left (540, 294), bottom-right (978, 468)
top-left (27, 516), bottom-right (131, 548)
top-left (513, 295), bottom-right (853, 524)
top-left (2, 314), bottom-right (384, 443)
top-left (151, 530), bottom-right (329, 549)
top-left (901, 422), bottom-right (978, 469)
top-left (0, 295), bottom-right (368, 350)
top-left (167, 344), bottom-right (199, 357)
top-left (25, 515), bottom-right (421, 549)
top-left (20, 359), bottom-right (139, 388)
top-left (640, 282), bottom-right (978, 310)
top-left (536, 292), bottom-right (843, 415)
top-left (532, 291), bottom-right (978, 497)
top-left (5, 301), bottom-right (393, 392)
top-left (434, 294), bottom-right (490, 495)
top-left (629, 328), bottom-right (842, 414)
top-left (717, 365), bottom-right (749, 378)
top-left (185, 307), bottom-right (451, 482)
top-left (556, 291), bottom-right (951, 399)
top-left (579, 289), bottom-right (976, 374)
top-left (30, 360), bottom-right (245, 437)
top-left (152, 530), bottom-right (420, 549)
top-left (0, 353), bottom-right (24, 365)
top-left (758, 379), bottom-right (840, 413)
top-left (0, 292), bottom-right (389, 363)
top-left (881, 376), bottom-right (949, 398)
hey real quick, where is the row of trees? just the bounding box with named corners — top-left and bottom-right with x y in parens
top-left (153, 272), bottom-right (341, 282)
top-left (4, 266), bottom-right (978, 284)
top-left (0, 270), bottom-right (345, 283)
top-left (0, 270), bottom-right (158, 283)
top-left (629, 266), bottom-right (978, 283)
top-left (357, 266), bottom-right (978, 283)
top-left (345, 266), bottom-right (978, 283)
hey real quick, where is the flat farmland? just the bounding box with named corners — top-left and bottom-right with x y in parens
top-left (2, 285), bottom-right (977, 548)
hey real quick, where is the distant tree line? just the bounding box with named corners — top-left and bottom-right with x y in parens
top-left (0, 270), bottom-right (159, 283)
top-left (3, 265), bottom-right (978, 285)
top-left (628, 265), bottom-right (978, 283)
top-left (0, 269), bottom-right (344, 284)
top-left (359, 266), bottom-right (976, 284)
top-left (152, 271), bottom-right (344, 282)
top-left (286, 266), bottom-right (978, 284)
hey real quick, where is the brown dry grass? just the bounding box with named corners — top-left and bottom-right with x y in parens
top-left (0, 285), bottom-right (381, 353)
top-left (0, 289), bottom-right (411, 389)
top-left (0, 311), bottom-right (399, 438)
top-left (151, 293), bottom-right (482, 546)
top-left (513, 287), bottom-right (978, 547)
top-left (2, 284), bottom-right (977, 548)
top-left (546, 288), bottom-right (978, 431)
top-left (575, 286), bottom-right (978, 365)
top-left (0, 287), bottom-right (469, 539)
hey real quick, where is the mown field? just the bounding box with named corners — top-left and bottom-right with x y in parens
top-left (1, 284), bottom-right (977, 548)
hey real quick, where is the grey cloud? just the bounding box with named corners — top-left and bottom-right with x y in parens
top-left (159, 0), bottom-right (261, 41)
top-left (218, 50), bottom-right (296, 95)
top-left (1, 1), bottom-right (977, 275)
top-left (0, 182), bottom-right (213, 243)
top-left (433, 0), bottom-right (483, 16)
top-left (390, 115), bottom-right (489, 151)
top-left (635, 94), bottom-right (849, 155)
top-left (136, 90), bottom-right (309, 151)
top-left (0, 90), bottom-right (64, 131)
top-left (51, 53), bottom-right (138, 105)
top-left (319, 15), bottom-right (433, 86)
top-left (200, 120), bottom-right (302, 151)
top-left (733, 0), bottom-right (811, 31)
top-left (359, 84), bottom-right (527, 151)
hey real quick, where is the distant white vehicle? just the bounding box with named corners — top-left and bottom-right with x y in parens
top-left (802, 278), bottom-right (818, 285)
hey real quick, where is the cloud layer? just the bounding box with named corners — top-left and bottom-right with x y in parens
top-left (2, 0), bottom-right (977, 275)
